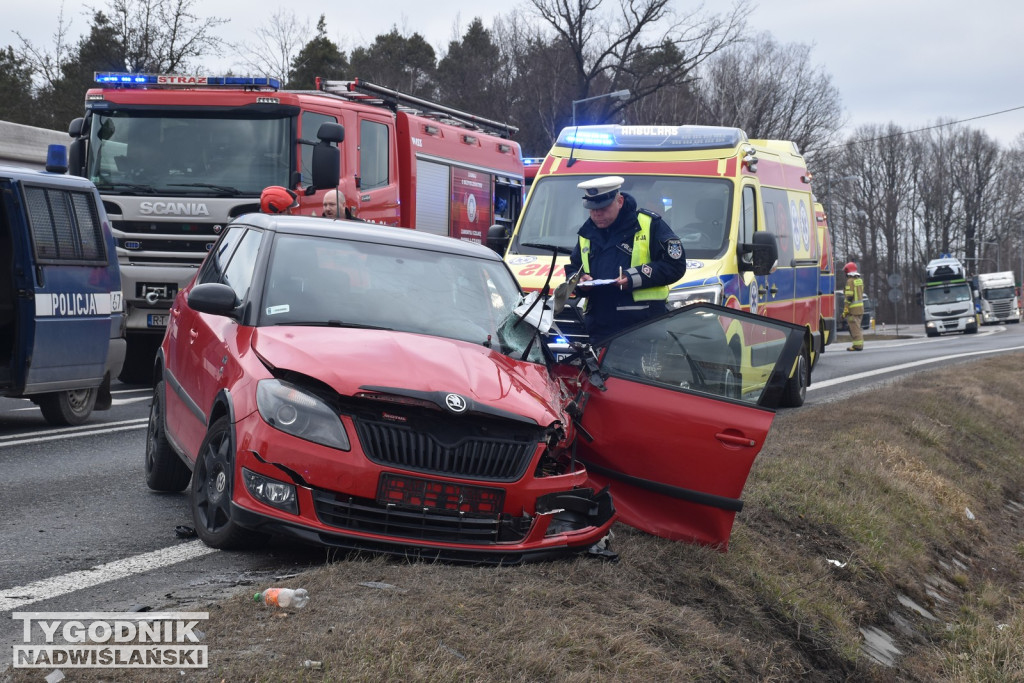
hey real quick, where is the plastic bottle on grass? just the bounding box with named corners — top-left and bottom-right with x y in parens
top-left (255, 587), bottom-right (309, 609)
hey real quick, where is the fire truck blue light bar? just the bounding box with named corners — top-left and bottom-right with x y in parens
top-left (94, 73), bottom-right (281, 89)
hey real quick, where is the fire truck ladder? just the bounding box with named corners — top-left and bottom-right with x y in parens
top-left (316, 78), bottom-right (518, 139)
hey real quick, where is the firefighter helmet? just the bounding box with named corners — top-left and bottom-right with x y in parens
top-left (843, 262), bottom-right (859, 275)
top-left (260, 186), bottom-right (299, 214)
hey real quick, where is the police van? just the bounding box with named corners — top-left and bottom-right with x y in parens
top-left (491, 125), bottom-right (834, 407)
top-left (0, 146), bottom-right (124, 425)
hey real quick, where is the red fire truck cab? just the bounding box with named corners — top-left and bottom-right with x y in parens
top-left (67, 73), bottom-right (525, 382)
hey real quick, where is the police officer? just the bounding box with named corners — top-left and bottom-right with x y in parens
top-left (568, 176), bottom-right (687, 342)
top-left (842, 261), bottom-right (865, 351)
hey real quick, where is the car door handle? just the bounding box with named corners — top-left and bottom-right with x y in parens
top-left (715, 432), bottom-right (756, 448)
top-left (190, 328), bottom-right (198, 342)
top-left (769, 285), bottom-right (778, 296)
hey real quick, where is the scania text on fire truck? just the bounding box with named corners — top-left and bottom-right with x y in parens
top-left (490, 125), bottom-right (835, 407)
top-left (66, 72), bottom-right (525, 382)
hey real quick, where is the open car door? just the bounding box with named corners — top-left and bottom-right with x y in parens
top-left (572, 303), bottom-right (805, 549)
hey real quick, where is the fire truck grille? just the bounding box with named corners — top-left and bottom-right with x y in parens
top-left (312, 490), bottom-right (529, 544)
top-left (353, 419), bottom-right (538, 482)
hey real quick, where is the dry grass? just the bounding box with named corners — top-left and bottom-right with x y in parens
top-left (10, 354), bottom-right (1024, 682)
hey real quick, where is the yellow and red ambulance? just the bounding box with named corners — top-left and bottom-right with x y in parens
top-left (492, 125), bottom-right (834, 407)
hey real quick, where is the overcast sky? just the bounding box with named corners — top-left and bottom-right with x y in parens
top-left (8, 0), bottom-right (1024, 147)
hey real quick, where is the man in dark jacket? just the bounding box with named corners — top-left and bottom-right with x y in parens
top-left (568, 176), bottom-right (687, 342)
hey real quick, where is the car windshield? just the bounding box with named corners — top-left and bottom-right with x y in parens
top-left (86, 111), bottom-right (291, 195)
top-left (513, 174), bottom-right (732, 259)
top-left (983, 286), bottom-right (1015, 300)
top-left (259, 234), bottom-right (545, 362)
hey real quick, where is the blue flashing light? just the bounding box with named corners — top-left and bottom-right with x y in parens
top-left (522, 157), bottom-right (545, 166)
top-left (94, 72), bottom-right (281, 89)
top-left (555, 124), bottom-right (747, 151)
top-left (45, 144), bottom-right (68, 173)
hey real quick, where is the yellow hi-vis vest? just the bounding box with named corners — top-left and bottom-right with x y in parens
top-left (845, 276), bottom-right (864, 314)
top-left (579, 213), bottom-right (670, 302)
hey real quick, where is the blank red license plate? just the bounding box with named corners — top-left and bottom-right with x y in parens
top-left (377, 473), bottom-right (504, 515)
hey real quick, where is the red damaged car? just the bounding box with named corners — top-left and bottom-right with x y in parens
top-left (145, 214), bottom-right (803, 563)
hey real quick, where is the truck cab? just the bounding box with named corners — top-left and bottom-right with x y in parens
top-left (0, 147), bottom-right (124, 424)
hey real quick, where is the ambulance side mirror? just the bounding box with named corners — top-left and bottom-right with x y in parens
top-left (487, 224), bottom-right (510, 255)
top-left (739, 232), bottom-right (779, 276)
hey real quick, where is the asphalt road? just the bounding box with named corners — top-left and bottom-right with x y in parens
top-left (2, 320), bottom-right (1023, 671)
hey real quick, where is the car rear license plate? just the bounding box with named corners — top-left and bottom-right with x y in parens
top-left (377, 473), bottom-right (504, 515)
top-left (147, 314), bottom-right (169, 328)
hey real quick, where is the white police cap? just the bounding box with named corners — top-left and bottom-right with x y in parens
top-left (578, 176), bottom-right (624, 210)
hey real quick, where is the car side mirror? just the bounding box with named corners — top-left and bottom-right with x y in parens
top-left (188, 283), bottom-right (239, 317)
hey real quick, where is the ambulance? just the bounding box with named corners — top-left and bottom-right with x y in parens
top-left (491, 125), bottom-right (833, 407)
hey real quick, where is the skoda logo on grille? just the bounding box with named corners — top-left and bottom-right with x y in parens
top-left (444, 393), bottom-right (468, 414)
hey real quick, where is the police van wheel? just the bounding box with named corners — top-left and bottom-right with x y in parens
top-left (780, 346), bottom-right (809, 408)
top-left (146, 380), bottom-right (191, 492)
top-left (38, 389), bottom-right (98, 426)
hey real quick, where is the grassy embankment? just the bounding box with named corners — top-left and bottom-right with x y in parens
top-left (42, 353), bottom-right (1024, 682)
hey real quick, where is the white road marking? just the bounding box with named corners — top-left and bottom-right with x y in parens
top-left (0, 419), bottom-right (148, 448)
top-left (111, 396), bottom-right (152, 406)
top-left (0, 541), bottom-right (218, 612)
top-left (810, 344), bottom-right (1024, 391)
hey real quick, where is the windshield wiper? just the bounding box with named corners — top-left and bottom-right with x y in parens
top-left (168, 182), bottom-right (243, 196)
top-left (95, 181), bottom-right (158, 194)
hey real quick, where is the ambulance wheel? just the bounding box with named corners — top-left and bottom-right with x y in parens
top-left (38, 388), bottom-right (97, 426)
top-left (146, 380), bottom-right (191, 492)
top-left (780, 346), bottom-right (809, 408)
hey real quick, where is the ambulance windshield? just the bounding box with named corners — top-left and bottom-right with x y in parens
top-left (86, 111), bottom-right (291, 196)
top-left (513, 175), bottom-right (732, 259)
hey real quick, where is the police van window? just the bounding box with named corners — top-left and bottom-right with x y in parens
top-left (360, 119), bottom-right (389, 190)
top-left (23, 186), bottom-right (107, 263)
top-left (740, 186), bottom-right (756, 245)
top-left (222, 229), bottom-right (263, 300)
top-left (300, 112), bottom-right (338, 186)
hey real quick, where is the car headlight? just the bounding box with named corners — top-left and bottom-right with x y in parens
top-left (667, 284), bottom-right (723, 309)
top-left (256, 378), bottom-right (350, 450)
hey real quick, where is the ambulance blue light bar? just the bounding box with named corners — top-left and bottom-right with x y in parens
top-left (556, 125), bottom-right (747, 151)
top-left (94, 72), bottom-right (281, 89)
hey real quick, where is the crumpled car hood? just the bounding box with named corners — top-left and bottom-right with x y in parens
top-left (251, 327), bottom-right (564, 426)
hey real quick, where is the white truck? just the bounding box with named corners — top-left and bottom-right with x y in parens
top-left (974, 271), bottom-right (1020, 325)
top-left (921, 256), bottom-right (978, 337)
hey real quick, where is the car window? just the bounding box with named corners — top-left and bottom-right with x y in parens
top-left (198, 227), bottom-right (245, 284)
top-left (23, 186), bottom-right (107, 264)
top-left (222, 229), bottom-right (263, 300)
top-left (600, 305), bottom-right (798, 406)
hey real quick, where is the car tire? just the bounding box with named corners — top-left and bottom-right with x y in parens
top-left (146, 380), bottom-right (191, 492)
top-left (780, 345), bottom-right (809, 408)
top-left (37, 389), bottom-right (97, 426)
top-left (191, 416), bottom-right (262, 549)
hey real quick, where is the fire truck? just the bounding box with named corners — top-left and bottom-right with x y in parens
top-left (66, 73), bottom-right (525, 382)
top-left (491, 125), bottom-right (834, 407)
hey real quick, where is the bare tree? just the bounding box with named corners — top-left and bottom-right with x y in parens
top-left (951, 128), bottom-right (1000, 273)
top-left (527, 0), bottom-right (751, 126)
top-left (107, 0), bottom-right (227, 72)
top-left (232, 9), bottom-right (310, 84)
top-left (690, 32), bottom-right (845, 156)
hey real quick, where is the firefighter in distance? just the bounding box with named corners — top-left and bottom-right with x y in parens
top-left (843, 261), bottom-right (865, 351)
